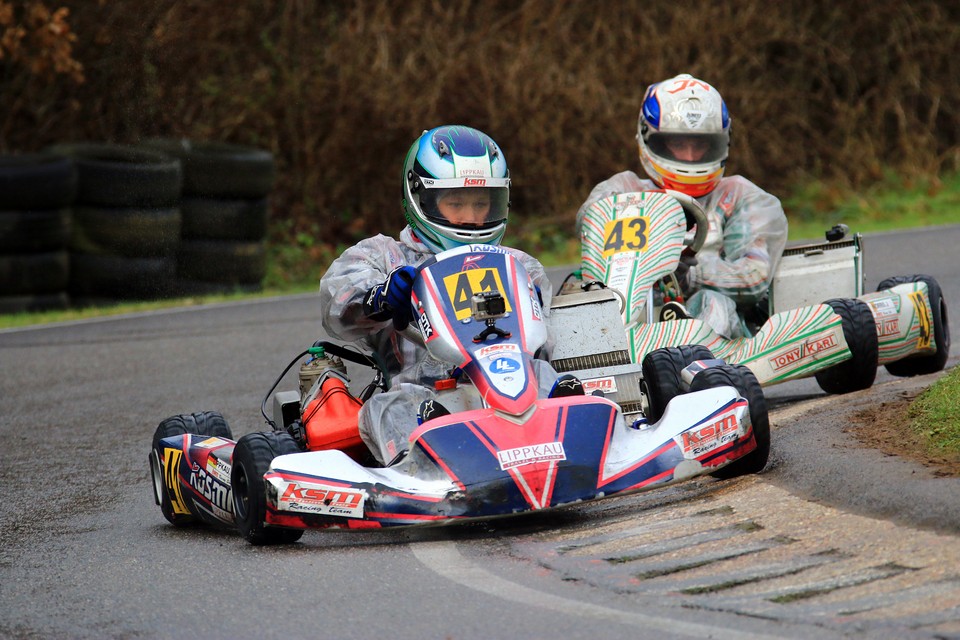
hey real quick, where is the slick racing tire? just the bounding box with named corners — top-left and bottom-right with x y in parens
top-left (0, 209), bottom-right (71, 253)
top-left (814, 298), bottom-right (878, 394)
top-left (70, 206), bottom-right (181, 257)
top-left (177, 239), bottom-right (266, 285)
top-left (689, 364), bottom-right (770, 478)
top-left (231, 431), bottom-right (304, 545)
top-left (180, 196), bottom-right (269, 241)
top-left (46, 143), bottom-right (182, 208)
top-left (0, 251), bottom-right (69, 295)
top-left (877, 275), bottom-right (950, 376)
top-left (0, 153), bottom-right (77, 209)
top-left (140, 139), bottom-right (276, 198)
top-left (641, 344), bottom-right (715, 423)
top-left (150, 411), bottom-right (234, 527)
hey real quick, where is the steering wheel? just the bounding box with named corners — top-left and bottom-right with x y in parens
top-left (663, 189), bottom-right (709, 254)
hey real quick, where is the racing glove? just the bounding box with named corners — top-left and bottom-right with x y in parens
top-left (363, 265), bottom-right (416, 330)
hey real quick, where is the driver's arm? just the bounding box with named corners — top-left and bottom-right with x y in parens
top-left (688, 181), bottom-right (788, 304)
top-left (319, 234), bottom-right (409, 341)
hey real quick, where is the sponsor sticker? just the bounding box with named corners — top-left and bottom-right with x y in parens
top-left (908, 291), bottom-right (933, 349)
top-left (417, 310), bottom-right (435, 341)
top-left (206, 455), bottom-right (232, 484)
top-left (278, 481), bottom-right (366, 519)
top-left (877, 317), bottom-right (900, 338)
top-left (768, 333), bottom-right (840, 371)
top-left (583, 376), bottom-right (617, 395)
top-left (194, 437), bottom-right (228, 449)
top-left (869, 296), bottom-right (900, 316)
top-left (477, 343), bottom-right (519, 358)
top-left (497, 442), bottom-right (566, 470)
top-left (189, 466), bottom-right (232, 512)
top-left (163, 448), bottom-right (190, 515)
top-left (490, 357), bottom-right (520, 374)
top-left (676, 413), bottom-right (742, 457)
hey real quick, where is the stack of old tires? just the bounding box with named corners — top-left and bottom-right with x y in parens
top-left (141, 140), bottom-right (275, 296)
top-left (47, 143), bottom-right (184, 305)
top-left (0, 154), bottom-right (77, 313)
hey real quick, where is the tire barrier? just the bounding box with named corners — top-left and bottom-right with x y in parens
top-left (0, 153), bottom-right (76, 313)
top-left (141, 140), bottom-right (275, 295)
top-left (46, 143), bottom-right (184, 304)
top-left (0, 141), bottom-right (276, 315)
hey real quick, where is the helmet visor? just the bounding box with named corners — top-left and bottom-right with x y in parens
top-left (647, 132), bottom-right (728, 165)
top-left (421, 186), bottom-right (509, 229)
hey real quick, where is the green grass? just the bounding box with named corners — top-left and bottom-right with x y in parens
top-left (782, 170), bottom-right (960, 241)
top-left (907, 367), bottom-right (960, 463)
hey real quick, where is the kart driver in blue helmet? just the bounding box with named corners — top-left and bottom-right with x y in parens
top-left (320, 125), bottom-right (578, 465)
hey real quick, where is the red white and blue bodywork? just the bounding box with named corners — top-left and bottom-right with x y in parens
top-left (152, 246), bottom-right (759, 532)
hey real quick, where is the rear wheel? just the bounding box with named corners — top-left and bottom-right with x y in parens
top-left (231, 431), bottom-right (304, 545)
top-left (877, 275), bottom-right (950, 376)
top-left (641, 345), bottom-right (715, 422)
top-left (150, 411), bottom-right (233, 526)
top-left (814, 298), bottom-right (878, 394)
top-left (689, 364), bottom-right (770, 478)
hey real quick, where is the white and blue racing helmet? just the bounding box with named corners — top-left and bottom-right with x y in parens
top-left (402, 125), bottom-right (510, 253)
top-left (637, 74), bottom-right (731, 198)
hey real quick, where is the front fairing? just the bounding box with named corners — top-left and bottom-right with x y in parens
top-left (412, 245), bottom-right (547, 414)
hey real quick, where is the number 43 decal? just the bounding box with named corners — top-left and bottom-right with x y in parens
top-left (602, 217), bottom-right (649, 257)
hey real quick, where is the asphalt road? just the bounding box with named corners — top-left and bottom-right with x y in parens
top-left (0, 224), bottom-right (958, 639)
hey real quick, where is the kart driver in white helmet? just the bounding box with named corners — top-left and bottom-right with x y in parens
top-left (320, 125), bottom-right (574, 466)
top-left (577, 74), bottom-right (788, 338)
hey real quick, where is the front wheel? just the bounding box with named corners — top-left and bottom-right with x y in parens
top-left (641, 345), bottom-right (715, 422)
top-left (689, 364), bottom-right (770, 478)
top-left (877, 275), bottom-right (950, 376)
top-left (814, 298), bottom-right (878, 394)
top-left (231, 431), bottom-right (304, 545)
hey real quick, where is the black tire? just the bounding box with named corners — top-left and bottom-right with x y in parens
top-left (46, 143), bottom-right (182, 208)
top-left (69, 253), bottom-right (177, 299)
top-left (177, 239), bottom-right (266, 284)
top-left (231, 431), bottom-right (304, 545)
top-left (0, 153), bottom-right (77, 209)
top-left (0, 252), bottom-right (69, 295)
top-left (641, 345), bottom-right (715, 422)
top-left (0, 292), bottom-right (69, 314)
top-left (814, 298), bottom-right (879, 394)
top-left (150, 411), bottom-right (233, 526)
top-left (877, 275), bottom-right (951, 376)
top-left (0, 209), bottom-right (71, 253)
top-left (152, 411), bottom-right (233, 450)
top-left (70, 205), bottom-right (181, 257)
top-left (180, 196), bottom-right (269, 241)
top-left (141, 139), bottom-right (276, 198)
top-left (689, 364), bottom-right (770, 478)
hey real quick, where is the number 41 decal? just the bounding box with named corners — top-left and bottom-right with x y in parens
top-left (602, 217), bottom-right (649, 257)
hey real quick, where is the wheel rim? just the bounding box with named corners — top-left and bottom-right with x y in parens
top-left (234, 463), bottom-right (250, 522)
top-left (149, 450), bottom-right (164, 506)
